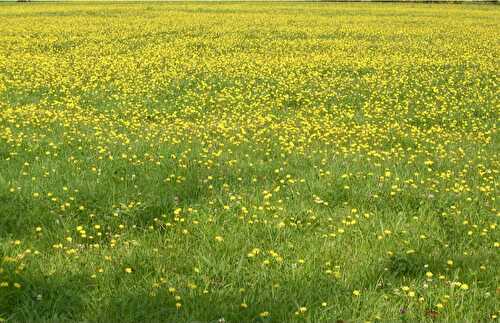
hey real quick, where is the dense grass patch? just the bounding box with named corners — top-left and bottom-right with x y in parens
top-left (0, 2), bottom-right (498, 322)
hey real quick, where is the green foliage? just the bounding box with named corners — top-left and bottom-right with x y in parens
top-left (0, 2), bottom-right (498, 322)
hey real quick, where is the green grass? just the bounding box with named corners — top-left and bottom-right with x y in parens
top-left (0, 2), bottom-right (499, 322)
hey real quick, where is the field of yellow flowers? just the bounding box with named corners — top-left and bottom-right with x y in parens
top-left (0, 2), bottom-right (499, 322)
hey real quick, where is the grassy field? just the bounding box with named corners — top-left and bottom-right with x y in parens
top-left (0, 2), bottom-right (499, 322)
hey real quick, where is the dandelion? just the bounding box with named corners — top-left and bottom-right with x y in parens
top-left (295, 306), bottom-right (307, 315)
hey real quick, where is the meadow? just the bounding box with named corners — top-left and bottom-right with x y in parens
top-left (0, 2), bottom-right (499, 322)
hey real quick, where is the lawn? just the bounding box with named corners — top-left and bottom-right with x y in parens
top-left (0, 2), bottom-right (498, 322)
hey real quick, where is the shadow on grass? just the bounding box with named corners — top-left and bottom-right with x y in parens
top-left (1, 272), bottom-right (91, 322)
